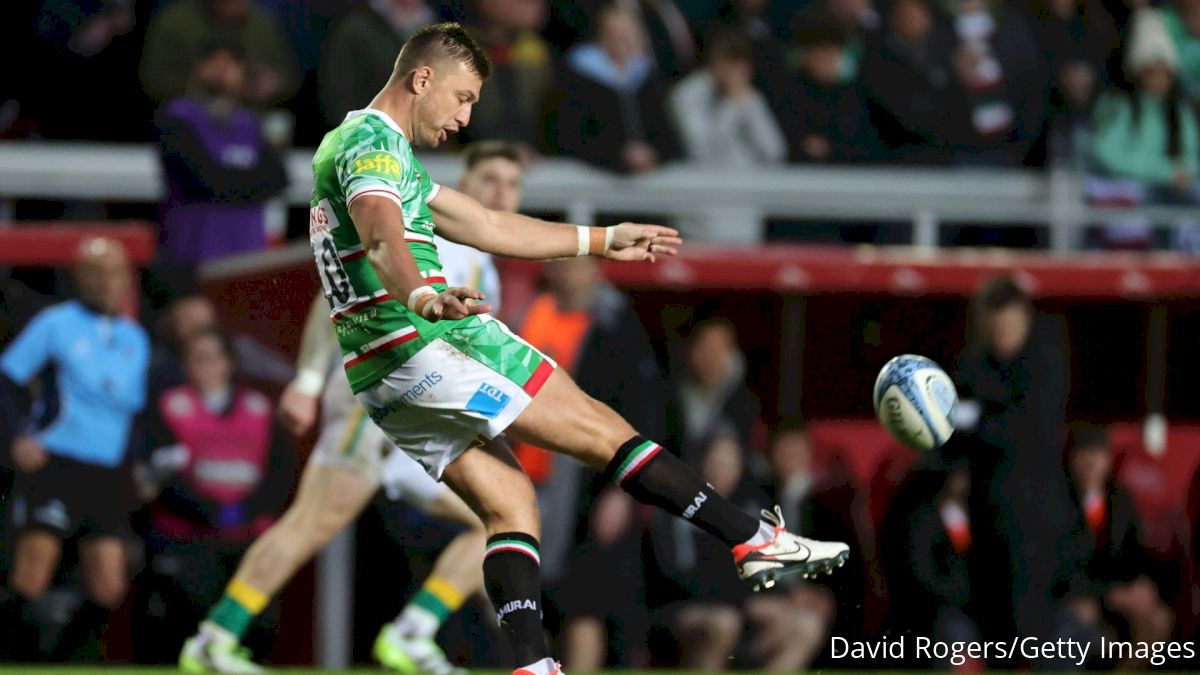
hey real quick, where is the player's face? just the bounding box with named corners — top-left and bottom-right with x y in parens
top-left (184, 334), bottom-right (234, 393)
top-left (983, 303), bottom-right (1031, 361)
top-left (415, 61), bottom-right (482, 148)
top-left (459, 157), bottom-right (523, 212)
top-left (75, 243), bottom-right (132, 316)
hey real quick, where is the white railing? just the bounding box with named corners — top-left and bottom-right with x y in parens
top-left (0, 141), bottom-right (1193, 252)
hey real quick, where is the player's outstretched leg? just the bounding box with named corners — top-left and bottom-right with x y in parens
top-left (180, 461), bottom-right (377, 673)
top-left (508, 370), bottom-right (850, 590)
top-left (374, 487), bottom-right (485, 675)
top-left (440, 440), bottom-right (560, 675)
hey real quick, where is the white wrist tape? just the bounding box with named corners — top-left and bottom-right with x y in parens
top-left (407, 286), bottom-right (438, 314)
top-left (292, 369), bottom-right (326, 396)
top-left (576, 226), bottom-right (590, 256)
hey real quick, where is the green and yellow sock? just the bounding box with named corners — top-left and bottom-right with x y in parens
top-left (394, 576), bottom-right (466, 639)
top-left (205, 578), bottom-right (269, 641)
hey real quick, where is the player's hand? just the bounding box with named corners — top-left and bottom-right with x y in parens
top-left (278, 383), bottom-right (321, 437)
top-left (421, 287), bottom-right (493, 321)
top-left (605, 223), bottom-right (682, 263)
top-left (12, 434), bottom-right (48, 473)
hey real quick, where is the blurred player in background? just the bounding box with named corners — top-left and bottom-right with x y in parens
top-left (197, 22), bottom-right (847, 675)
top-left (0, 238), bottom-right (149, 659)
top-left (180, 141), bottom-right (523, 674)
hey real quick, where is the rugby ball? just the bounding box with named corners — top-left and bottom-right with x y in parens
top-left (873, 354), bottom-right (958, 451)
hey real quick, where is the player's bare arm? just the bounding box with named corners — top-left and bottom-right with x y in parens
top-left (427, 185), bottom-right (682, 262)
top-left (349, 194), bottom-right (492, 321)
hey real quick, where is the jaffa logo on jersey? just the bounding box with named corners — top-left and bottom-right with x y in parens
top-left (352, 151), bottom-right (402, 179)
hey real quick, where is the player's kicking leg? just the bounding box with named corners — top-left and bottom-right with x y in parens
top-left (509, 369), bottom-right (849, 589)
top-left (439, 382), bottom-right (846, 675)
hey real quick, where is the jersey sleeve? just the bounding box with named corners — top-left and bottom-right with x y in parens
top-left (335, 137), bottom-right (415, 210)
top-left (0, 307), bottom-right (58, 385)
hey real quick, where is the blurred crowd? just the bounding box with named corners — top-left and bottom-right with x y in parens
top-left (3, 0), bottom-right (1200, 246)
top-left (2, 228), bottom-right (1200, 669)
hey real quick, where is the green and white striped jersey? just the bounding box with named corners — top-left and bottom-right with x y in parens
top-left (308, 108), bottom-right (451, 393)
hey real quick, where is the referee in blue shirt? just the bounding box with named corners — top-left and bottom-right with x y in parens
top-left (0, 238), bottom-right (149, 657)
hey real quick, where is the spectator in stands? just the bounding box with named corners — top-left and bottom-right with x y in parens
top-left (1055, 423), bottom-right (1174, 669)
top-left (154, 39), bottom-right (289, 265)
top-left (953, 275), bottom-right (1077, 658)
top-left (1030, 0), bottom-right (1120, 163)
top-left (510, 255), bottom-right (666, 639)
top-left (132, 329), bottom-right (296, 663)
top-left (632, 0), bottom-right (700, 79)
top-left (543, 0), bottom-right (697, 79)
top-left (28, 0), bottom-right (147, 141)
top-left (940, 0), bottom-right (1047, 166)
top-left (861, 0), bottom-right (961, 164)
top-left (642, 425), bottom-right (764, 669)
top-left (668, 316), bottom-right (761, 462)
top-left (0, 238), bottom-right (149, 661)
top-left (1089, 9), bottom-right (1199, 249)
top-left (149, 292), bottom-right (221, 401)
top-left (782, 9), bottom-right (881, 164)
top-left (1092, 10), bottom-right (1199, 198)
top-left (462, 0), bottom-right (556, 152)
top-left (1162, 0), bottom-right (1200, 101)
top-left (141, 0), bottom-right (299, 107)
top-left (557, 3), bottom-right (681, 174)
top-left (669, 29), bottom-right (787, 242)
top-left (710, 0), bottom-right (792, 117)
top-left (880, 457), bottom-right (981, 668)
top-left (318, 0), bottom-right (439, 127)
top-left (822, 0), bottom-right (882, 80)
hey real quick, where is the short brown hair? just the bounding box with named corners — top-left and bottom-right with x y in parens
top-left (393, 22), bottom-right (492, 82)
top-left (462, 140), bottom-right (523, 171)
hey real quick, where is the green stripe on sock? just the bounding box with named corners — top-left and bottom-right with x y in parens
top-left (616, 440), bottom-right (658, 481)
top-left (411, 587), bottom-right (453, 623)
top-left (207, 594), bottom-right (256, 640)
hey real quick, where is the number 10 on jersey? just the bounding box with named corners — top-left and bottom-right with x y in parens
top-left (310, 201), bottom-right (356, 307)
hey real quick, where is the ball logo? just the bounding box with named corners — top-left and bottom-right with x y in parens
top-left (885, 393), bottom-right (925, 446)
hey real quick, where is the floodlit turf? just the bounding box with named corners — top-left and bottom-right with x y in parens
top-left (4, 667), bottom-right (1180, 672)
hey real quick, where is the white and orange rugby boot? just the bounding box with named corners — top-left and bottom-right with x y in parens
top-left (733, 505), bottom-right (851, 591)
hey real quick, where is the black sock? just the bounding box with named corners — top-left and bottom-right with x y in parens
top-left (604, 435), bottom-right (760, 547)
top-left (483, 533), bottom-right (550, 667)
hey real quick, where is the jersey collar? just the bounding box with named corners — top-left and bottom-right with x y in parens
top-left (345, 108), bottom-right (406, 138)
